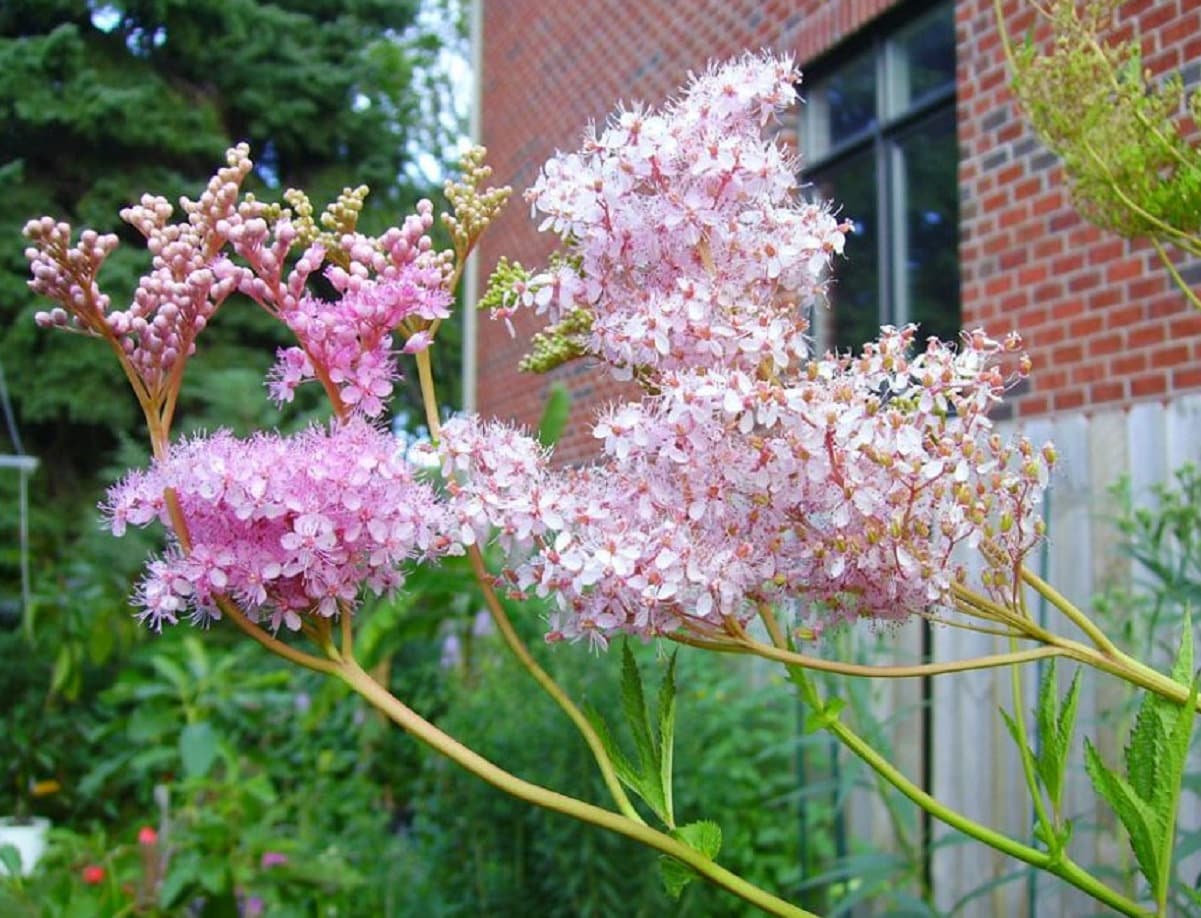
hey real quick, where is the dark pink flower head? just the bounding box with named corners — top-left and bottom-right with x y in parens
top-left (440, 326), bottom-right (1052, 647)
top-left (105, 418), bottom-right (456, 631)
top-left (267, 267), bottom-right (451, 416)
top-left (510, 52), bottom-right (847, 382)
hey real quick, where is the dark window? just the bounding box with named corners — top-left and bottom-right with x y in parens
top-left (802, 2), bottom-right (959, 352)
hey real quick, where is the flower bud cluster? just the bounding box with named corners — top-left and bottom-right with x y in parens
top-left (104, 419), bottom-right (455, 631)
top-left (26, 145), bottom-right (256, 395)
top-left (442, 146), bottom-right (512, 254)
top-left (514, 53), bottom-right (847, 381)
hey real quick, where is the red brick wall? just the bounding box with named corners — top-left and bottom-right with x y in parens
top-left (476, 0), bottom-right (1201, 460)
top-left (960, 0), bottom-right (1201, 416)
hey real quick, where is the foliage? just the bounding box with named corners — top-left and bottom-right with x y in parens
top-left (0, 617), bottom-right (444, 915)
top-left (400, 631), bottom-right (805, 916)
top-left (1093, 464), bottom-right (1201, 914)
top-left (1007, 0), bottom-right (1201, 239)
top-left (1083, 618), bottom-right (1196, 915)
top-left (1003, 0), bottom-right (1201, 304)
top-left (1097, 464), bottom-right (1201, 665)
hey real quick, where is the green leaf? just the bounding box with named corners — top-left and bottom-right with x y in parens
top-left (159, 853), bottom-right (200, 907)
top-left (0, 843), bottom-right (22, 876)
top-left (1084, 738), bottom-right (1162, 892)
top-left (659, 853), bottom-right (693, 900)
top-left (581, 702), bottom-right (643, 801)
top-left (802, 696), bottom-right (845, 734)
top-left (675, 820), bottom-right (722, 858)
top-left (179, 721), bottom-right (218, 779)
top-left (1126, 688), bottom-right (1171, 805)
top-left (1169, 607), bottom-right (1194, 687)
top-left (536, 381), bottom-right (572, 446)
top-left (1149, 614), bottom-right (1197, 908)
top-left (617, 642), bottom-right (668, 821)
top-left (657, 650), bottom-right (677, 829)
top-left (1033, 662), bottom-right (1081, 812)
top-left (998, 707), bottom-right (1028, 759)
top-left (619, 641), bottom-right (656, 770)
top-left (658, 821), bottom-right (723, 899)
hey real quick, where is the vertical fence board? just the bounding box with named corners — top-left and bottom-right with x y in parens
top-left (924, 401), bottom-right (1201, 916)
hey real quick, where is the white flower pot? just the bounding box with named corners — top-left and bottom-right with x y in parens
top-left (0, 816), bottom-right (51, 876)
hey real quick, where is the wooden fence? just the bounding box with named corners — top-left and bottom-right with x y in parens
top-left (837, 393), bottom-right (1201, 916)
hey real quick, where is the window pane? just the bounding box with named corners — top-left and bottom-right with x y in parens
top-left (897, 108), bottom-right (960, 345)
top-left (886, 2), bottom-right (955, 116)
top-left (805, 53), bottom-right (876, 157)
top-left (810, 150), bottom-right (881, 351)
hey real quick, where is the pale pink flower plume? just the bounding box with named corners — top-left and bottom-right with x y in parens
top-left (441, 326), bottom-right (1052, 647)
top-left (512, 53), bottom-right (847, 380)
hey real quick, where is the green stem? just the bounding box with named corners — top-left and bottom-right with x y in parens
top-left (466, 544), bottom-right (646, 824)
top-left (732, 631), bottom-right (1064, 680)
top-left (1006, 638), bottom-right (1056, 834)
top-left (1020, 565), bottom-right (1120, 656)
top-left (756, 608), bottom-right (1148, 916)
top-left (1078, 138), bottom-right (1201, 256)
top-left (1150, 236), bottom-right (1201, 312)
top-left (414, 348), bottom-right (442, 441)
top-left (1013, 570), bottom-right (1201, 712)
top-left (824, 689), bottom-right (1147, 916)
top-left (413, 313), bottom-right (642, 821)
top-left (336, 657), bottom-right (813, 917)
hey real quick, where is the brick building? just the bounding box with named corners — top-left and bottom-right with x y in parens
top-left (468, 0), bottom-right (1201, 461)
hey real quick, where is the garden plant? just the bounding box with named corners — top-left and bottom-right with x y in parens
top-left (11, 10), bottom-right (1201, 914)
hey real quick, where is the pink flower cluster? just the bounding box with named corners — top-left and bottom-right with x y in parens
top-left (226, 198), bottom-right (451, 417)
top-left (104, 419), bottom-right (454, 631)
top-left (441, 327), bottom-right (1052, 646)
top-left (515, 53), bottom-right (847, 380)
top-left (269, 264), bottom-right (451, 416)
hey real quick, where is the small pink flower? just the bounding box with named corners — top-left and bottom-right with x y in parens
top-left (82, 864), bottom-right (106, 885)
top-left (260, 851), bottom-right (288, 869)
top-left (138, 826), bottom-right (158, 846)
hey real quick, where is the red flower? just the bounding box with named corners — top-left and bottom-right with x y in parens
top-left (138, 825), bottom-right (158, 846)
top-left (81, 864), bottom-right (106, 885)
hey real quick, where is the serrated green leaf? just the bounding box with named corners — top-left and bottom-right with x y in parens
top-left (1151, 672), bottom-right (1199, 909)
top-left (1126, 689), bottom-right (1171, 805)
top-left (999, 707), bottom-right (1028, 756)
top-left (658, 821), bottom-right (722, 900)
top-left (616, 642), bottom-right (671, 823)
top-left (1035, 659), bottom-right (1058, 757)
top-left (619, 641), bottom-right (656, 771)
top-left (582, 702), bottom-right (642, 795)
top-left (1170, 608), bottom-right (1194, 687)
top-left (674, 819), bottom-right (722, 859)
top-left (1037, 665), bottom-right (1082, 812)
top-left (659, 854), bottom-right (693, 899)
top-left (1085, 738), bottom-right (1162, 891)
top-left (657, 650), bottom-right (677, 829)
